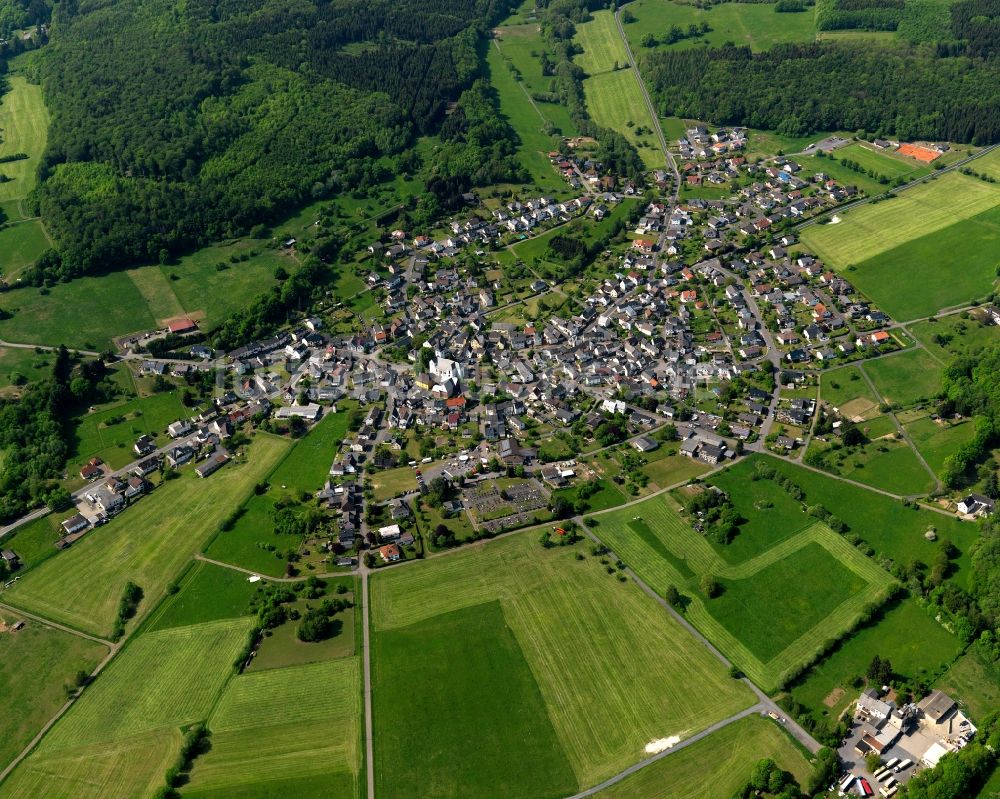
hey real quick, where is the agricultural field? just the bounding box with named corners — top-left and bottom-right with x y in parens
top-left (583, 70), bottom-right (664, 169)
top-left (786, 597), bottom-right (962, 725)
top-left (593, 714), bottom-right (812, 799)
top-left (724, 456), bottom-right (980, 582)
top-left (0, 238), bottom-right (295, 349)
top-left (934, 653), bottom-right (1000, 723)
top-left (371, 531), bottom-right (753, 797)
top-left (573, 10), bottom-right (628, 75)
top-left (800, 168), bottom-right (1000, 320)
top-left (621, 0), bottom-right (816, 54)
top-left (589, 495), bottom-right (892, 690)
top-left (184, 658), bottom-right (363, 799)
top-left (0, 618), bottom-right (253, 799)
top-left (0, 72), bottom-right (49, 221)
top-left (144, 560), bottom-right (258, 632)
top-left (68, 390), bottom-right (188, 472)
top-left (863, 349), bottom-right (944, 408)
top-left (0, 612), bottom-right (109, 772)
top-left (3, 434), bottom-right (290, 637)
top-left (0, 221), bottom-right (51, 282)
top-left (204, 411), bottom-right (351, 576)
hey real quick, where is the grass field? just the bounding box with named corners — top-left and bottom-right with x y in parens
top-left (4, 434), bottom-right (290, 637)
top-left (0, 221), bottom-right (50, 281)
top-left (863, 350), bottom-right (943, 407)
top-left (639, 448), bottom-right (712, 488)
top-left (622, 0), bottom-right (816, 54)
top-left (0, 512), bottom-right (63, 571)
top-left (590, 494), bottom-right (893, 690)
top-left (371, 532), bottom-right (753, 796)
top-left (0, 618), bottom-right (253, 798)
top-left (0, 612), bottom-right (109, 771)
top-left (0, 346), bottom-right (54, 391)
top-left (204, 412), bottom-right (350, 576)
top-left (0, 74), bottom-right (48, 220)
top-left (69, 390), bottom-right (188, 471)
top-left (371, 465), bottom-right (417, 501)
top-left (934, 653), bottom-right (1000, 723)
top-left (573, 10), bottom-right (628, 75)
top-left (145, 560), bottom-right (258, 632)
top-left (904, 416), bottom-right (979, 478)
top-left (909, 314), bottom-right (1000, 359)
top-left (583, 70), bottom-right (664, 169)
top-left (184, 658), bottom-right (362, 798)
top-left (821, 365), bottom-right (880, 417)
top-left (788, 597), bottom-right (962, 724)
top-left (552, 477), bottom-right (628, 513)
top-left (800, 168), bottom-right (1000, 319)
top-left (593, 714), bottom-right (812, 799)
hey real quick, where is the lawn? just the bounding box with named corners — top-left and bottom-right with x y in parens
top-left (184, 657), bottom-right (362, 799)
top-left (371, 531), bottom-right (753, 796)
top-left (593, 714), bottom-right (812, 799)
top-left (0, 612), bottom-right (109, 772)
top-left (622, 0), bottom-right (816, 54)
top-left (583, 69), bottom-right (664, 168)
top-left (0, 74), bottom-right (49, 220)
top-left (863, 350), bottom-right (944, 407)
top-left (800, 170), bottom-right (1000, 319)
top-left (4, 434), bottom-right (290, 637)
top-left (371, 465), bottom-right (417, 502)
top-left (788, 597), bottom-right (963, 726)
top-left (589, 494), bottom-right (893, 690)
top-left (573, 10), bottom-right (628, 75)
top-left (640, 447), bottom-right (712, 488)
top-left (553, 477), bottom-right (628, 513)
top-left (934, 652), bottom-right (1000, 723)
top-left (144, 560), bottom-right (259, 632)
top-left (0, 512), bottom-right (63, 571)
top-left (1, 618), bottom-right (253, 798)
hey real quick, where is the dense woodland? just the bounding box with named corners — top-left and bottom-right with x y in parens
top-left (21, 0), bottom-right (518, 282)
top-left (645, 42), bottom-right (1000, 142)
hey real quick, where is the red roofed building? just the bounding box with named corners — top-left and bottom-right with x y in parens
top-left (168, 318), bottom-right (198, 334)
top-left (379, 543), bottom-right (401, 562)
top-left (632, 239), bottom-right (656, 254)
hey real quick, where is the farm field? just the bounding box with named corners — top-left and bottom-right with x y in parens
top-left (728, 455), bottom-right (980, 582)
top-left (934, 653), bottom-right (1000, 723)
top-left (904, 416), bottom-right (979, 478)
top-left (863, 349), bottom-right (944, 408)
top-left (485, 44), bottom-right (569, 196)
top-left (573, 10), bottom-right (628, 75)
top-left (0, 238), bottom-right (295, 349)
top-left (0, 221), bottom-right (50, 282)
top-left (0, 612), bottom-right (109, 771)
top-left (787, 597), bottom-right (962, 725)
top-left (184, 658), bottom-right (362, 799)
top-left (589, 495), bottom-right (893, 690)
top-left (583, 69), bottom-right (664, 169)
top-left (371, 531), bottom-right (753, 796)
top-left (593, 714), bottom-right (812, 799)
top-left (145, 560), bottom-right (258, 631)
top-left (0, 618), bottom-right (253, 799)
top-left (4, 434), bottom-right (290, 637)
top-left (0, 73), bottom-right (49, 221)
top-left (621, 0), bottom-right (816, 54)
top-left (800, 168), bottom-right (1000, 319)
top-left (204, 411), bottom-right (350, 576)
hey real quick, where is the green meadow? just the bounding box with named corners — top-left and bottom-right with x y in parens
top-left (863, 350), bottom-right (944, 407)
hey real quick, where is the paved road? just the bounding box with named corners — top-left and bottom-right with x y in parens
top-left (563, 704), bottom-right (765, 798)
top-left (613, 8), bottom-right (679, 199)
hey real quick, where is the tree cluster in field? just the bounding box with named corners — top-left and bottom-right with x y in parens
top-left (816, 0), bottom-right (904, 32)
top-left (155, 722), bottom-right (210, 799)
top-left (640, 21), bottom-right (711, 47)
top-left (297, 595), bottom-right (352, 642)
top-left (21, 0), bottom-right (522, 282)
top-left (0, 152), bottom-right (28, 163)
top-left (686, 487), bottom-right (742, 545)
top-left (731, 757), bottom-right (805, 799)
top-left (0, 346), bottom-right (119, 522)
top-left (111, 581), bottom-right (143, 640)
top-left (644, 42), bottom-right (1000, 143)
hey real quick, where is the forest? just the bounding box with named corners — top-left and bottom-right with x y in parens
top-left (644, 42), bottom-right (1000, 143)
top-left (20, 0), bottom-right (518, 282)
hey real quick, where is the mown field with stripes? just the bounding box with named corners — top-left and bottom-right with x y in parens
top-left (0, 619), bottom-right (253, 799)
top-left (184, 658), bottom-right (362, 798)
top-left (370, 532), bottom-right (754, 797)
top-left (588, 495), bottom-right (895, 691)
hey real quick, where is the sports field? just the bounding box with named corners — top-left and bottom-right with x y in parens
top-left (800, 168), bottom-right (1000, 319)
top-left (573, 10), bottom-right (628, 75)
top-left (590, 495), bottom-right (893, 690)
top-left (863, 349), bottom-right (943, 407)
top-left (371, 532), bottom-right (753, 796)
top-left (0, 618), bottom-right (253, 798)
top-left (621, 0), bottom-right (816, 54)
top-left (789, 598), bottom-right (962, 724)
top-left (184, 658), bottom-right (362, 798)
top-left (0, 612), bottom-right (109, 771)
top-left (4, 434), bottom-right (290, 637)
top-left (583, 70), bottom-right (664, 168)
top-left (593, 714), bottom-right (812, 799)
